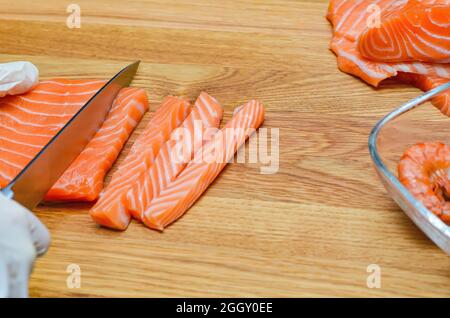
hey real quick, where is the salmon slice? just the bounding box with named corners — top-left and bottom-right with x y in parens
top-left (327, 0), bottom-right (450, 87)
top-left (44, 87), bottom-right (149, 201)
top-left (0, 79), bottom-right (107, 187)
top-left (327, 0), bottom-right (408, 42)
top-left (330, 36), bottom-right (450, 86)
top-left (394, 72), bottom-right (450, 115)
top-left (142, 100), bottom-right (265, 231)
top-left (327, 0), bottom-right (450, 112)
top-left (359, 0), bottom-right (450, 63)
top-left (89, 96), bottom-right (191, 230)
top-left (126, 92), bottom-right (224, 221)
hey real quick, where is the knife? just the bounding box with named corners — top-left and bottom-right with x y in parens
top-left (0, 61), bottom-right (140, 210)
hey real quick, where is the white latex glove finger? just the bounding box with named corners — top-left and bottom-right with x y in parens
top-left (0, 257), bottom-right (8, 298)
top-left (25, 209), bottom-right (51, 256)
top-left (0, 193), bottom-right (50, 298)
top-left (7, 252), bottom-right (33, 298)
top-left (0, 61), bottom-right (39, 97)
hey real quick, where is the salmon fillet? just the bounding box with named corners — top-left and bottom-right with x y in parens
top-left (328, 0), bottom-right (450, 86)
top-left (395, 72), bottom-right (450, 114)
top-left (45, 87), bottom-right (149, 201)
top-left (327, 0), bottom-right (408, 42)
top-left (359, 0), bottom-right (450, 63)
top-left (0, 79), bottom-right (104, 187)
top-left (126, 92), bottom-right (224, 221)
top-left (142, 100), bottom-right (265, 231)
top-left (0, 79), bottom-right (148, 200)
top-left (89, 96), bottom-right (191, 230)
top-left (327, 0), bottom-right (450, 114)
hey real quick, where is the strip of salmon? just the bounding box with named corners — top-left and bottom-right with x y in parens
top-left (44, 87), bottom-right (149, 201)
top-left (359, 0), bottom-right (450, 63)
top-left (126, 92), bottom-right (224, 221)
top-left (89, 96), bottom-right (191, 230)
top-left (142, 100), bottom-right (265, 231)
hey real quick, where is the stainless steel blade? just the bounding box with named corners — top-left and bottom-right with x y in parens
top-left (1, 61), bottom-right (140, 209)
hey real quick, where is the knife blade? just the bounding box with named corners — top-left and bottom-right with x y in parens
top-left (1, 61), bottom-right (140, 209)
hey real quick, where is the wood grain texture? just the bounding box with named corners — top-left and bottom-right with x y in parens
top-left (0, 0), bottom-right (449, 297)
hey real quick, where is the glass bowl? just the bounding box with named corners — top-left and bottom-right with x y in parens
top-left (369, 82), bottom-right (450, 255)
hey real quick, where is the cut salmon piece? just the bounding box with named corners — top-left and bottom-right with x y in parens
top-left (0, 80), bottom-right (149, 201)
top-left (395, 73), bottom-right (450, 115)
top-left (126, 92), bottom-right (224, 221)
top-left (44, 87), bottom-right (149, 201)
top-left (327, 0), bottom-right (450, 113)
top-left (89, 96), bottom-right (191, 230)
top-left (0, 79), bottom-right (107, 188)
top-left (359, 0), bottom-right (450, 63)
top-left (327, 0), bottom-right (408, 42)
top-left (327, 0), bottom-right (450, 87)
top-left (142, 100), bottom-right (265, 231)
top-left (330, 36), bottom-right (450, 86)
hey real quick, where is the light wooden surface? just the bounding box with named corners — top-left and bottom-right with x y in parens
top-left (0, 0), bottom-right (449, 297)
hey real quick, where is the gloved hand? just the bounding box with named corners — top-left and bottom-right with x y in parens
top-left (0, 193), bottom-right (50, 298)
top-left (0, 61), bottom-right (39, 97)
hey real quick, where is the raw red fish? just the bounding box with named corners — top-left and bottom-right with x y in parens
top-left (0, 79), bottom-right (148, 200)
top-left (359, 0), bottom-right (450, 63)
top-left (327, 0), bottom-right (408, 42)
top-left (327, 0), bottom-right (450, 86)
top-left (395, 72), bottom-right (450, 114)
top-left (327, 0), bottom-right (450, 113)
top-left (45, 87), bottom-right (149, 201)
top-left (126, 92), bottom-right (224, 222)
top-left (142, 100), bottom-right (265, 231)
top-left (89, 96), bottom-right (191, 230)
top-left (330, 36), bottom-right (449, 87)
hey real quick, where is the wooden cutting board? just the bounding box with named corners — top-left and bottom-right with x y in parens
top-left (0, 0), bottom-right (448, 297)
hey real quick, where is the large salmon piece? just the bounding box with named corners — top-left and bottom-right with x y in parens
top-left (142, 100), bottom-right (265, 231)
top-left (327, 0), bottom-right (450, 114)
top-left (89, 96), bottom-right (191, 230)
top-left (359, 0), bottom-right (450, 63)
top-left (0, 79), bottom-right (149, 201)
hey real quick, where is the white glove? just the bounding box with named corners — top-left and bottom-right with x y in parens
top-left (0, 193), bottom-right (50, 298)
top-left (0, 61), bottom-right (39, 97)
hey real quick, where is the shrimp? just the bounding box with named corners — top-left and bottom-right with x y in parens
top-left (398, 142), bottom-right (450, 224)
